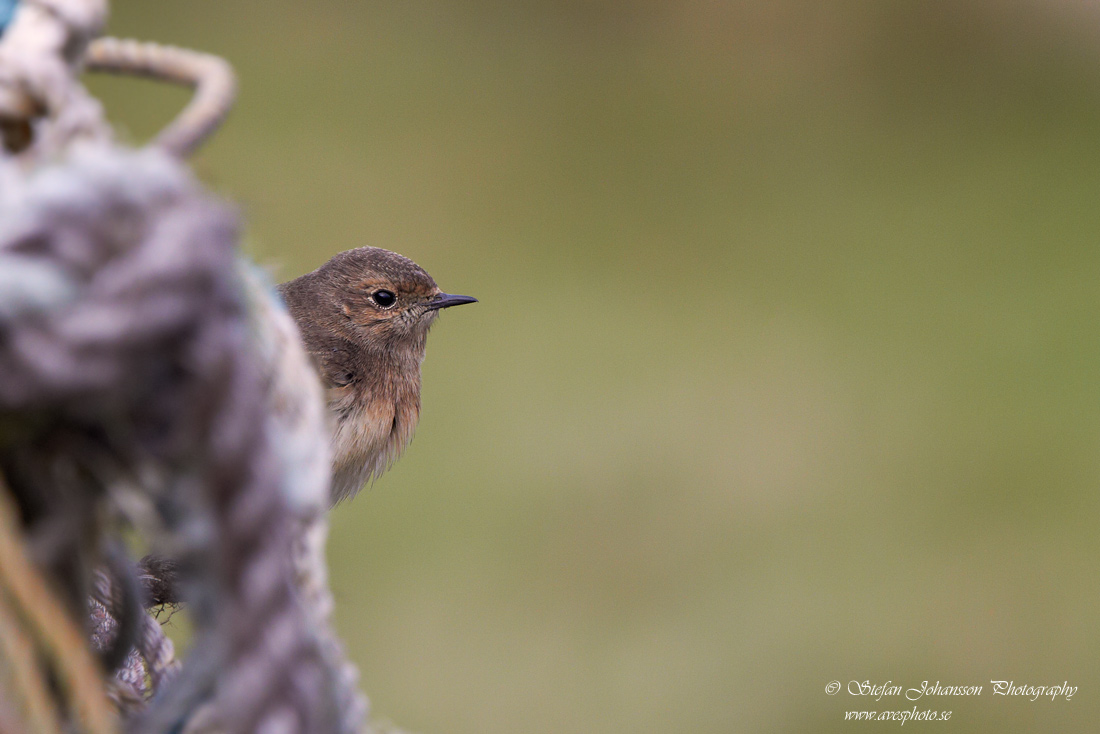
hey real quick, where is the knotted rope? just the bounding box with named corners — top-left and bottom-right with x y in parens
top-left (0, 147), bottom-right (337, 734)
top-left (0, 1), bottom-right (370, 732)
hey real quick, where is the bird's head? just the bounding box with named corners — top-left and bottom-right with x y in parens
top-left (280, 246), bottom-right (476, 366)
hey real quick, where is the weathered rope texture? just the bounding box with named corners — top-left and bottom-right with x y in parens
top-left (86, 37), bottom-right (237, 158)
top-left (0, 148), bottom-right (338, 734)
top-left (0, 1), bottom-right (364, 732)
top-left (0, 0), bottom-right (110, 157)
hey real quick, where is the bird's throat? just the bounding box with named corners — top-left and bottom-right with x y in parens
top-left (327, 363), bottom-right (422, 502)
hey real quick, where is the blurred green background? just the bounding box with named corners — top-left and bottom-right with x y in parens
top-left (90, 2), bottom-right (1100, 732)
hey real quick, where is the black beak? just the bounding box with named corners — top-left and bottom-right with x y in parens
top-left (425, 293), bottom-right (478, 311)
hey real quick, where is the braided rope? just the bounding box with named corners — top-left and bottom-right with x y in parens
top-left (0, 148), bottom-right (338, 734)
top-left (0, 0), bottom-right (109, 156)
top-left (0, 3), bottom-right (235, 160)
top-left (0, 2), bottom-right (367, 732)
top-left (89, 567), bottom-right (182, 703)
top-left (85, 37), bottom-right (237, 158)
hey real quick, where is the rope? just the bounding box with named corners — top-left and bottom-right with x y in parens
top-left (89, 565), bottom-right (183, 703)
top-left (0, 5), bottom-right (235, 159)
top-left (0, 147), bottom-right (338, 734)
top-left (0, 0), bottom-right (109, 156)
top-left (0, 1), bottom-right (17, 36)
top-left (0, 2), bottom-right (368, 732)
top-left (0, 578), bottom-right (63, 734)
top-left (0, 474), bottom-right (116, 734)
top-left (85, 38), bottom-right (237, 158)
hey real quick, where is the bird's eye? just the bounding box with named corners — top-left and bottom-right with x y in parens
top-left (371, 290), bottom-right (397, 308)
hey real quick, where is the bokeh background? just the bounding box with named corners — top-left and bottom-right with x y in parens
top-left (90, 2), bottom-right (1100, 732)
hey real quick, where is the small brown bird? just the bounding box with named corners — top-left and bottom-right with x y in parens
top-left (277, 247), bottom-right (476, 502)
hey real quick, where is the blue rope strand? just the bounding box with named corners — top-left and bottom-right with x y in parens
top-left (0, 0), bottom-right (18, 36)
